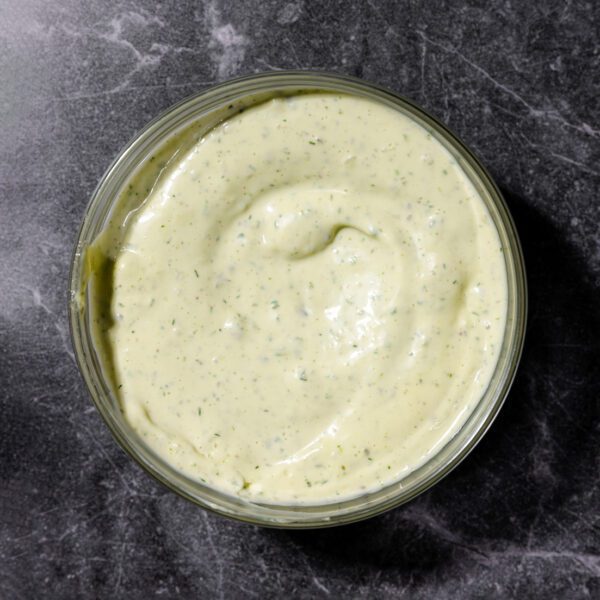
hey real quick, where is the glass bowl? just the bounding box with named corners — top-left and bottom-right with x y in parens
top-left (69, 71), bottom-right (527, 528)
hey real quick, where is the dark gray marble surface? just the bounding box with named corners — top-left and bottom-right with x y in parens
top-left (1, 1), bottom-right (598, 597)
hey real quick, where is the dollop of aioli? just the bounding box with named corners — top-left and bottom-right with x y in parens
top-left (108, 94), bottom-right (507, 504)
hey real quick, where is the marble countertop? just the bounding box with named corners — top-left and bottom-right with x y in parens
top-left (1, 1), bottom-right (598, 597)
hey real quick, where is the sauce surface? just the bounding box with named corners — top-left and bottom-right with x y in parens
top-left (106, 93), bottom-right (507, 504)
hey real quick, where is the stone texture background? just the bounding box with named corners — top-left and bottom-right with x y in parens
top-left (1, 1), bottom-right (598, 597)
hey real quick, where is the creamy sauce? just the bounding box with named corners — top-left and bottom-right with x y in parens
top-left (105, 93), bottom-right (507, 504)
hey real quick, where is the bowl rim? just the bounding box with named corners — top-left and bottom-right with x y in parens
top-left (69, 70), bottom-right (527, 528)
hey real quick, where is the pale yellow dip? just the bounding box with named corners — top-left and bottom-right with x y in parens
top-left (106, 93), bottom-right (507, 504)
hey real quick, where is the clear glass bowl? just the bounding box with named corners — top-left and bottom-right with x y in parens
top-left (69, 71), bottom-right (527, 528)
